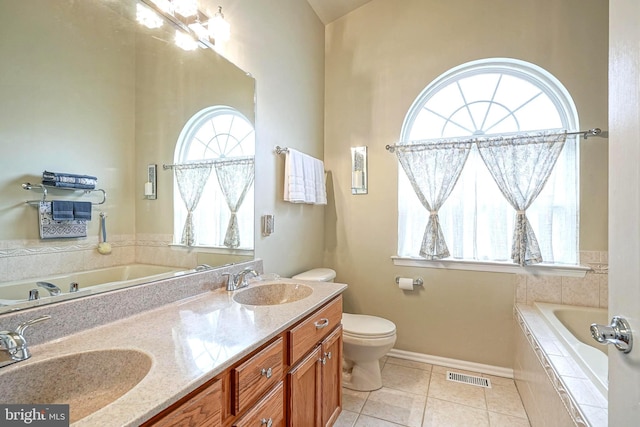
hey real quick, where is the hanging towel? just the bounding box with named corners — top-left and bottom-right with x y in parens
top-left (283, 148), bottom-right (327, 205)
top-left (51, 200), bottom-right (74, 220)
top-left (39, 201), bottom-right (87, 239)
top-left (284, 149), bottom-right (307, 203)
top-left (73, 201), bottom-right (92, 220)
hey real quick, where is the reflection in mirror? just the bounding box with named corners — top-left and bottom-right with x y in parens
top-left (0, 0), bottom-right (255, 314)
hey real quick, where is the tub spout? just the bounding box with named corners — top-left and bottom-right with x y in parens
top-left (590, 316), bottom-right (633, 353)
top-left (36, 281), bottom-right (61, 296)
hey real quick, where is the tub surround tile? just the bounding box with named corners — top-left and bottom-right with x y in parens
top-left (525, 275), bottom-right (562, 305)
top-left (514, 304), bottom-right (607, 427)
top-left (361, 387), bottom-right (426, 427)
top-left (599, 275), bottom-right (608, 309)
top-left (561, 273), bottom-right (600, 307)
top-left (580, 404), bottom-right (608, 427)
top-left (515, 275), bottom-right (527, 304)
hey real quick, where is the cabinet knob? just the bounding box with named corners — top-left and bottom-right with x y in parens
top-left (261, 418), bottom-right (273, 427)
top-left (324, 351), bottom-right (332, 360)
top-left (260, 367), bottom-right (273, 379)
top-left (320, 356), bottom-right (327, 365)
top-left (314, 318), bottom-right (330, 329)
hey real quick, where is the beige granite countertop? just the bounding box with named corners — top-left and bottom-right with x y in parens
top-left (3, 278), bottom-right (346, 426)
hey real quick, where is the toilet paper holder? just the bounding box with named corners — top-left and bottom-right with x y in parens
top-left (395, 276), bottom-right (424, 286)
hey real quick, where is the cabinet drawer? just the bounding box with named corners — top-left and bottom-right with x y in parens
top-left (233, 381), bottom-right (284, 427)
top-left (233, 337), bottom-right (284, 415)
top-left (147, 379), bottom-right (221, 427)
top-left (288, 296), bottom-right (342, 365)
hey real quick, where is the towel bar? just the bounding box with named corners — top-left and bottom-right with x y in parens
top-left (22, 183), bottom-right (107, 206)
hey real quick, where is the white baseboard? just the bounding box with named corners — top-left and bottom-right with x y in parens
top-left (387, 348), bottom-right (514, 379)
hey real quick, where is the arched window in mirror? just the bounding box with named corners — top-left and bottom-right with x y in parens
top-left (173, 106), bottom-right (255, 250)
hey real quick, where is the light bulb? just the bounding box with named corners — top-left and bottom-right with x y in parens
top-left (173, 0), bottom-right (198, 17)
top-left (209, 6), bottom-right (230, 43)
top-left (136, 4), bottom-right (163, 29)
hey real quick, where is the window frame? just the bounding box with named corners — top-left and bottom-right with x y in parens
top-left (172, 105), bottom-right (255, 251)
top-left (394, 58), bottom-right (585, 276)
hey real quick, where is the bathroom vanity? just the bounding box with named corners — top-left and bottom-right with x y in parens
top-left (143, 294), bottom-right (343, 427)
top-left (0, 271), bottom-right (346, 427)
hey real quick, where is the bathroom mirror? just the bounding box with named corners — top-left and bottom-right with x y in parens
top-left (0, 0), bottom-right (255, 313)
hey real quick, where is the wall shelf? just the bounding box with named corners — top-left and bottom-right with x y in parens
top-left (22, 182), bottom-right (107, 206)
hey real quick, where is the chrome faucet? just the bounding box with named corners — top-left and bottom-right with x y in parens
top-left (224, 268), bottom-right (260, 291)
top-left (0, 315), bottom-right (51, 368)
top-left (36, 281), bottom-right (61, 296)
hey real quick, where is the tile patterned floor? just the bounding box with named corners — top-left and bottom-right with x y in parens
top-left (335, 357), bottom-right (531, 427)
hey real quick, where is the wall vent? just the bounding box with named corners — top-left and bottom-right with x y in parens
top-left (446, 371), bottom-right (492, 388)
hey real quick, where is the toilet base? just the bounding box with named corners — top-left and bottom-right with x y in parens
top-left (342, 359), bottom-right (383, 391)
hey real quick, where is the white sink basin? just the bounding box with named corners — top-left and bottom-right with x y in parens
top-left (233, 283), bottom-right (313, 305)
top-left (0, 349), bottom-right (152, 423)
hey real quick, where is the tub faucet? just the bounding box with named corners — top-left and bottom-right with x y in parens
top-left (224, 268), bottom-right (260, 291)
top-left (36, 281), bottom-right (61, 296)
top-left (0, 315), bottom-right (51, 368)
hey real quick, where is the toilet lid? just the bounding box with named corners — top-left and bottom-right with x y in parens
top-left (342, 313), bottom-right (396, 338)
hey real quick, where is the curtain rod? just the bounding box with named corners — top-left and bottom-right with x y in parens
top-left (163, 156), bottom-right (254, 170)
top-left (385, 128), bottom-right (607, 153)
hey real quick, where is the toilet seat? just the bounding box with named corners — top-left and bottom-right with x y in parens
top-left (342, 313), bottom-right (396, 339)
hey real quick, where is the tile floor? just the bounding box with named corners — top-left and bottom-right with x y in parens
top-left (335, 357), bottom-right (531, 427)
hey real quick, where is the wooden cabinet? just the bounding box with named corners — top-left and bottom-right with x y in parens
top-left (143, 295), bottom-right (343, 427)
top-left (143, 378), bottom-right (222, 427)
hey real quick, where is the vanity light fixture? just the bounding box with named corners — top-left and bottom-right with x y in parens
top-left (209, 6), bottom-right (230, 43)
top-left (136, 3), bottom-right (164, 29)
top-left (139, 1), bottom-right (231, 51)
top-left (174, 30), bottom-right (199, 51)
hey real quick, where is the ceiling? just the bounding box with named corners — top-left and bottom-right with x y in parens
top-left (306, 0), bottom-right (373, 25)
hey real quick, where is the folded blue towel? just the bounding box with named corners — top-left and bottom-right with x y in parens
top-left (42, 180), bottom-right (96, 190)
top-left (73, 202), bottom-right (92, 220)
top-left (43, 170), bottom-right (98, 181)
top-left (51, 200), bottom-right (74, 220)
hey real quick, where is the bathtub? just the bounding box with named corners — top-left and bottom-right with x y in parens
top-left (534, 302), bottom-right (608, 397)
top-left (0, 264), bottom-right (185, 306)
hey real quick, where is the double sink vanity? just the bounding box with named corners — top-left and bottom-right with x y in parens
top-left (0, 262), bottom-right (347, 426)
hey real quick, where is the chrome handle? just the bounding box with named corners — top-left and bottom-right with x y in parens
top-left (591, 316), bottom-right (633, 353)
top-left (28, 289), bottom-right (39, 301)
top-left (15, 315), bottom-right (51, 335)
top-left (260, 367), bottom-right (272, 379)
top-left (69, 282), bottom-right (79, 292)
top-left (320, 356), bottom-right (327, 365)
top-left (261, 418), bottom-right (273, 427)
top-left (314, 318), bottom-right (329, 329)
top-left (324, 351), bottom-right (332, 360)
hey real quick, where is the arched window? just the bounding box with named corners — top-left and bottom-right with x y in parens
top-left (399, 58), bottom-right (578, 264)
top-left (174, 106), bottom-right (254, 249)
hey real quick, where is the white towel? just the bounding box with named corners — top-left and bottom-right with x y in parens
top-left (284, 148), bottom-right (327, 205)
top-left (284, 149), bottom-right (306, 203)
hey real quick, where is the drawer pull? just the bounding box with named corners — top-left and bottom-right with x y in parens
top-left (314, 318), bottom-right (330, 329)
top-left (261, 418), bottom-right (273, 427)
top-left (260, 367), bottom-right (273, 379)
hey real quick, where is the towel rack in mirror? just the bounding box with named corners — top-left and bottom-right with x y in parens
top-left (22, 182), bottom-right (107, 206)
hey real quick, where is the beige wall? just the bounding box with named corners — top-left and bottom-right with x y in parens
top-left (324, 0), bottom-right (608, 367)
top-left (214, 0), bottom-right (327, 276)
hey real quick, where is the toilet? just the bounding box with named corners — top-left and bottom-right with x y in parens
top-left (292, 268), bottom-right (397, 392)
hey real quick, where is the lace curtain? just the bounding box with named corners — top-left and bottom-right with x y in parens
top-left (395, 141), bottom-right (472, 259)
top-left (174, 164), bottom-right (213, 246)
top-left (214, 157), bottom-right (255, 248)
top-left (476, 132), bottom-right (567, 265)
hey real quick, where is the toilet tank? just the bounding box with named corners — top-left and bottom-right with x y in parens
top-left (292, 268), bottom-right (336, 282)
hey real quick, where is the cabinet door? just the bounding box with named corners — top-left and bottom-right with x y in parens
top-left (321, 325), bottom-right (342, 427)
top-left (287, 346), bottom-right (321, 427)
